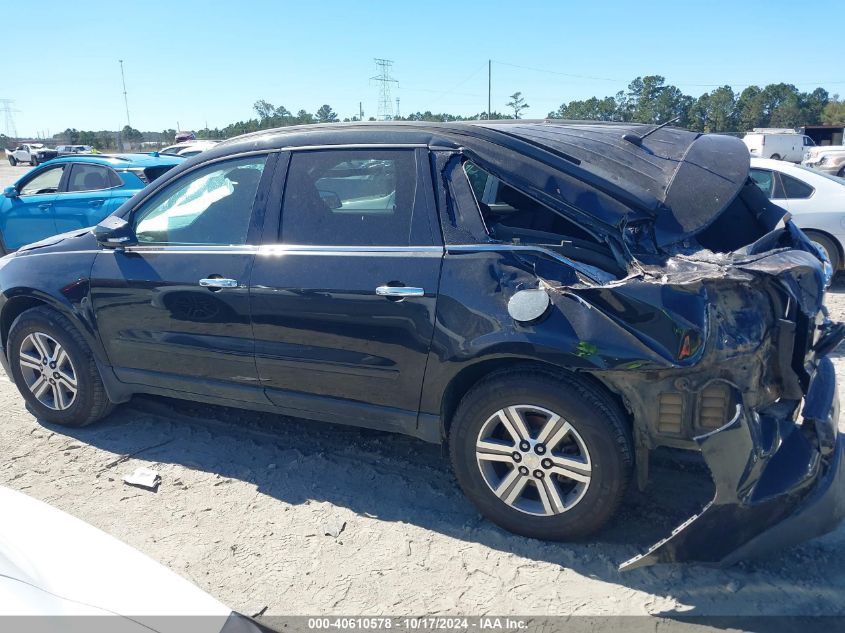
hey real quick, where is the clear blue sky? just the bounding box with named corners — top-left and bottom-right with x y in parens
top-left (6, 0), bottom-right (845, 136)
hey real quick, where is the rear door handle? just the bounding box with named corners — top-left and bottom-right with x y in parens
top-left (38, 203), bottom-right (51, 211)
top-left (88, 200), bottom-right (105, 207)
top-left (376, 286), bottom-right (424, 298)
top-left (199, 278), bottom-right (238, 288)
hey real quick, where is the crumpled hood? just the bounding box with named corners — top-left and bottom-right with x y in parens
top-left (0, 486), bottom-right (230, 629)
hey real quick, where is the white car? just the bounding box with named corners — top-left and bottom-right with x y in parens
top-left (160, 140), bottom-right (220, 158)
top-left (0, 485), bottom-right (270, 632)
top-left (750, 157), bottom-right (845, 270)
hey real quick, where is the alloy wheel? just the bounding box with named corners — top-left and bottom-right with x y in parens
top-left (475, 404), bottom-right (592, 516)
top-left (18, 332), bottom-right (78, 410)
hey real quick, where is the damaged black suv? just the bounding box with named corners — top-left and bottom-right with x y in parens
top-left (0, 121), bottom-right (843, 569)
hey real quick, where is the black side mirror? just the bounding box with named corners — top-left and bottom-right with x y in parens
top-left (95, 215), bottom-right (138, 249)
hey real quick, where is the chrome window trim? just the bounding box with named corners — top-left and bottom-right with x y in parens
top-left (281, 143), bottom-right (429, 152)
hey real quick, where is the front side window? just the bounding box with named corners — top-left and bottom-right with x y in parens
top-left (780, 174), bottom-right (814, 199)
top-left (750, 168), bottom-right (775, 198)
top-left (280, 149), bottom-right (417, 246)
top-left (66, 164), bottom-right (118, 192)
top-left (19, 165), bottom-right (65, 196)
top-left (132, 155), bottom-right (267, 245)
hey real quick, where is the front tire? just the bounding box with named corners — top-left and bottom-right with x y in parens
top-left (449, 368), bottom-right (633, 540)
top-left (7, 306), bottom-right (113, 427)
top-left (29, 156), bottom-right (38, 166)
top-left (8, 156), bottom-right (16, 166)
top-left (770, 153), bottom-right (782, 160)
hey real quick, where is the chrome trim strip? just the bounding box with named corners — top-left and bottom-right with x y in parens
top-left (281, 143), bottom-right (429, 152)
top-left (258, 245), bottom-right (444, 256)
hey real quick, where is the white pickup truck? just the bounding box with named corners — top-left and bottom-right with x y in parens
top-left (5, 143), bottom-right (57, 166)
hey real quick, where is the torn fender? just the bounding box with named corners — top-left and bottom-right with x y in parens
top-left (620, 356), bottom-right (845, 571)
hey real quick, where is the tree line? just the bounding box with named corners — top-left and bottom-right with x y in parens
top-left (17, 76), bottom-right (845, 150)
top-left (548, 76), bottom-right (845, 133)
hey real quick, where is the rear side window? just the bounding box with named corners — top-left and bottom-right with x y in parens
top-left (66, 164), bottom-right (119, 192)
top-left (463, 162), bottom-right (597, 244)
top-left (780, 174), bottom-right (814, 199)
top-left (750, 169), bottom-right (774, 198)
top-left (280, 149), bottom-right (418, 246)
top-left (132, 155), bottom-right (267, 245)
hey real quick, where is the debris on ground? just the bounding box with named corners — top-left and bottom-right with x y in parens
top-left (122, 467), bottom-right (162, 491)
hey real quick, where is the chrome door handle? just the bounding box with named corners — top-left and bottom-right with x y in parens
top-left (376, 286), bottom-right (424, 298)
top-left (199, 278), bottom-right (238, 288)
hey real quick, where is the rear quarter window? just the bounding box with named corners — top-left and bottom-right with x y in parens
top-left (780, 174), bottom-right (814, 199)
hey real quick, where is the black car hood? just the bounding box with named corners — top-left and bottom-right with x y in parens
top-left (470, 122), bottom-right (760, 248)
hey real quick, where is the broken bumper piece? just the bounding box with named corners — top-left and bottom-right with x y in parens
top-left (621, 356), bottom-right (845, 571)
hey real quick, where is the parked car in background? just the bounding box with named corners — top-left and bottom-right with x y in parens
top-left (0, 122), bottom-right (842, 571)
top-left (160, 140), bottom-right (221, 158)
top-left (0, 485), bottom-right (271, 631)
top-left (743, 130), bottom-right (815, 162)
top-left (750, 157), bottom-right (845, 270)
top-left (5, 143), bottom-right (57, 166)
top-left (55, 144), bottom-right (96, 155)
top-left (803, 145), bottom-right (845, 177)
top-left (0, 153), bottom-right (183, 253)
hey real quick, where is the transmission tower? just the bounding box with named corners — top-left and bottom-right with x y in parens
top-left (0, 99), bottom-right (20, 139)
top-left (118, 60), bottom-right (131, 128)
top-left (370, 58), bottom-right (398, 120)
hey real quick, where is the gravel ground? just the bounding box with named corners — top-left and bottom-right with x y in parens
top-left (1, 159), bottom-right (845, 618)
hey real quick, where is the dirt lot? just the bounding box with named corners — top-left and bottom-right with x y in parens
top-left (1, 159), bottom-right (845, 618)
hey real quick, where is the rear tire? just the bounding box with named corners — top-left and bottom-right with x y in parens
top-left (805, 231), bottom-right (841, 272)
top-left (770, 154), bottom-right (782, 160)
top-left (838, 166), bottom-right (845, 178)
top-left (7, 306), bottom-right (114, 427)
top-left (8, 156), bottom-right (16, 166)
top-left (449, 368), bottom-right (633, 541)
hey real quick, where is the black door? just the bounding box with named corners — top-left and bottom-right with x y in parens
top-left (250, 148), bottom-right (443, 433)
top-left (90, 153), bottom-right (276, 403)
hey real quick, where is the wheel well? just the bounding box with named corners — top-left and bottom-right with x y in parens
top-left (1, 297), bottom-right (49, 349)
top-left (802, 228), bottom-right (843, 269)
top-left (439, 358), bottom-right (629, 440)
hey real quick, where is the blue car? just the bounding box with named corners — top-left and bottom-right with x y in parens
top-left (0, 153), bottom-right (183, 253)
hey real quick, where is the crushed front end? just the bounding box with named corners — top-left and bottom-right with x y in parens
top-left (590, 221), bottom-right (845, 570)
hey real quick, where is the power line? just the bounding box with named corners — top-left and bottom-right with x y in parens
top-left (491, 59), bottom-right (845, 88)
top-left (371, 58), bottom-right (398, 121)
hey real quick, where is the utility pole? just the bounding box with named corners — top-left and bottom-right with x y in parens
top-left (370, 58), bottom-right (398, 121)
top-left (118, 60), bottom-right (131, 128)
top-left (488, 59), bottom-right (492, 120)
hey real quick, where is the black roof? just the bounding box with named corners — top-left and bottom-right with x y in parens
top-left (209, 120), bottom-right (750, 246)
